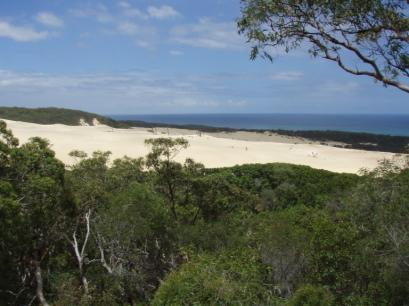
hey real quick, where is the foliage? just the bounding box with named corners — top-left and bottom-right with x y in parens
top-left (94, 182), bottom-right (174, 302)
top-left (340, 157), bottom-right (409, 304)
top-left (151, 250), bottom-right (275, 306)
top-left (238, 0), bottom-right (409, 93)
top-left (1, 123), bottom-right (409, 305)
top-left (0, 106), bottom-right (122, 127)
top-left (250, 207), bottom-right (312, 297)
top-left (287, 285), bottom-right (334, 306)
top-left (272, 129), bottom-right (409, 154)
top-left (206, 163), bottom-right (359, 210)
top-left (0, 122), bottom-right (71, 305)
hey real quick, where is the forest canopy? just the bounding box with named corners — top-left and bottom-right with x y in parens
top-left (1, 119), bottom-right (409, 305)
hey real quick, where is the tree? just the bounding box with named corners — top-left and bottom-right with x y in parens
top-left (342, 158), bottom-right (409, 304)
top-left (251, 208), bottom-right (311, 297)
top-left (63, 151), bottom-right (168, 304)
top-left (66, 151), bottom-right (112, 295)
top-left (238, 0), bottom-right (409, 93)
top-left (0, 122), bottom-right (71, 306)
top-left (145, 138), bottom-right (189, 220)
top-left (94, 182), bottom-right (174, 304)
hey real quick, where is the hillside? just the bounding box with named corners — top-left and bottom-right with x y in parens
top-left (0, 106), bottom-right (124, 127)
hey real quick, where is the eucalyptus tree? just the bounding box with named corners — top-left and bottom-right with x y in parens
top-left (64, 150), bottom-right (168, 303)
top-left (342, 158), bottom-right (409, 304)
top-left (144, 138), bottom-right (189, 220)
top-left (238, 0), bottom-right (409, 93)
top-left (65, 150), bottom-right (112, 295)
top-left (144, 138), bottom-right (209, 224)
top-left (94, 182), bottom-right (174, 304)
top-left (0, 121), bottom-right (71, 306)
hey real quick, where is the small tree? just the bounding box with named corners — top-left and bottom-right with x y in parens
top-left (145, 138), bottom-right (189, 220)
top-left (66, 151), bottom-right (112, 295)
top-left (287, 285), bottom-right (334, 306)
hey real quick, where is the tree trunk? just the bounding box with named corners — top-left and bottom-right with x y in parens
top-left (34, 261), bottom-right (49, 306)
top-left (167, 180), bottom-right (177, 219)
top-left (71, 209), bottom-right (92, 294)
top-left (81, 273), bottom-right (89, 294)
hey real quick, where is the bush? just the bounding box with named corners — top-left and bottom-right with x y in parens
top-left (287, 285), bottom-right (334, 306)
top-left (152, 250), bottom-right (274, 306)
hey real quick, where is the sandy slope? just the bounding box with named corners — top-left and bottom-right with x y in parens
top-left (2, 119), bottom-right (396, 174)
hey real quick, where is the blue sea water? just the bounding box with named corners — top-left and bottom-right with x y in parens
top-left (110, 114), bottom-right (409, 136)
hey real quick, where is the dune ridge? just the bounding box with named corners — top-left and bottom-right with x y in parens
top-left (2, 119), bottom-right (397, 174)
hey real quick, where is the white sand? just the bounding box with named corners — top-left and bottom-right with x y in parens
top-left (2, 119), bottom-right (397, 174)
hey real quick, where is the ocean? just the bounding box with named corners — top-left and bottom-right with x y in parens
top-left (110, 114), bottom-right (409, 137)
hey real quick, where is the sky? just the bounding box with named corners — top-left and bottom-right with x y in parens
top-left (0, 0), bottom-right (407, 115)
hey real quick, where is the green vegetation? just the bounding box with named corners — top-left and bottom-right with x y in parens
top-left (0, 106), bottom-right (122, 127)
top-left (1, 119), bottom-right (409, 305)
top-left (273, 129), bottom-right (409, 153)
top-left (238, 0), bottom-right (409, 94)
top-left (1, 106), bottom-right (409, 153)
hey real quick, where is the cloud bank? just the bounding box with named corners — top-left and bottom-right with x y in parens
top-left (0, 21), bottom-right (48, 42)
top-left (35, 12), bottom-right (64, 28)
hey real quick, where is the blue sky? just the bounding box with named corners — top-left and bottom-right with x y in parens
top-left (0, 0), bottom-right (407, 114)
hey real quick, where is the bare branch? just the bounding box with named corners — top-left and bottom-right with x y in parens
top-left (34, 262), bottom-right (49, 306)
top-left (69, 209), bottom-right (92, 294)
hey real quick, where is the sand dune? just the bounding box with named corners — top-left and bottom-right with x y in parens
top-left (2, 119), bottom-right (397, 174)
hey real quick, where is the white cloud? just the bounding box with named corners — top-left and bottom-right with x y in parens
top-left (147, 5), bottom-right (180, 19)
top-left (309, 81), bottom-right (360, 98)
top-left (0, 70), bottom-right (245, 113)
top-left (226, 99), bottom-right (248, 108)
top-left (116, 21), bottom-right (158, 49)
top-left (170, 18), bottom-right (244, 49)
top-left (0, 21), bottom-right (48, 42)
top-left (70, 3), bottom-right (158, 47)
top-left (321, 81), bottom-right (359, 93)
top-left (136, 40), bottom-right (154, 49)
top-left (117, 21), bottom-right (139, 35)
top-left (70, 3), bottom-right (179, 23)
top-left (125, 8), bottom-right (147, 18)
top-left (270, 71), bottom-right (304, 81)
top-left (69, 4), bottom-right (113, 23)
top-left (0, 70), bottom-right (390, 114)
top-left (35, 12), bottom-right (64, 28)
top-left (169, 50), bottom-right (184, 56)
top-left (118, 1), bottom-right (147, 18)
top-left (118, 1), bottom-right (131, 9)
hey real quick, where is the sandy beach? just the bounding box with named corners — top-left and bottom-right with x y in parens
top-left (2, 119), bottom-right (397, 174)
